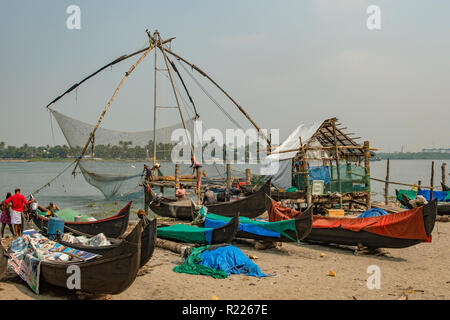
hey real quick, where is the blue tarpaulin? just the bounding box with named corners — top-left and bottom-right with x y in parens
top-left (199, 245), bottom-right (271, 277)
top-left (309, 166), bottom-right (330, 185)
top-left (357, 208), bottom-right (389, 218)
top-left (417, 190), bottom-right (449, 202)
top-left (204, 218), bottom-right (281, 238)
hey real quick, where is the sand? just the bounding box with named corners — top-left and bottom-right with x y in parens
top-left (0, 221), bottom-right (449, 300)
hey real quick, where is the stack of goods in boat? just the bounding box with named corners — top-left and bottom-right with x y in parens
top-left (55, 216), bottom-right (157, 268)
top-left (31, 201), bottom-right (132, 237)
top-left (5, 220), bottom-right (143, 294)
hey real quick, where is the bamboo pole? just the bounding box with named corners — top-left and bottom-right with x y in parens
top-left (175, 163), bottom-right (180, 188)
top-left (299, 137), bottom-right (311, 206)
top-left (246, 169), bottom-right (252, 186)
top-left (152, 37), bottom-right (158, 171)
top-left (430, 161), bottom-right (434, 200)
top-left (71, 41), bottom-right (154, 175)
top-left (384, 158), bottom-right (390, 205)
top-left (364, 141), bottom-right (371, 209)
top-left (226, 163), bottom-right (232, 191)
top-left (268, 145), bottom-right (379, 156)
top-left (162, 46), bottom-right (271, 146)
top-left (332, 120), bottom-right (342, 196)
top-left (156, 32), bottom-right (195, 158)
top-left (45, 36), bottom-right (175, 109)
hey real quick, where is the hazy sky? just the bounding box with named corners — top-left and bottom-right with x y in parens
top-left (1, 0), bottom-right (449, 152)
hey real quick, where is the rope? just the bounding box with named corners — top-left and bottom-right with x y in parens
top-left (177, 60), bottom-right (244, 129)
top-left (32, 159), bottom-right (78, 195)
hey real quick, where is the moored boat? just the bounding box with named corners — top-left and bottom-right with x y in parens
top-left (55, 215), bottom-right (157, 268)
top-left (145, 179), bottom-right (271, 220)
top-left (38, 219), bottom-right (143, 294)
top-left (204, 198), bottom-right (313, 242)
top-left (157, 212), bottom-right (239, 245)
top-left (31, 201), bottom-right (132, 238)
top-left (269, 199), bottom-right (437, 249)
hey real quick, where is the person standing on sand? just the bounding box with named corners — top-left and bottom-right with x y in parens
top-left (0, 193), bottom-right (15, 238)
top-left (5, 188), bottom-right (34, 237)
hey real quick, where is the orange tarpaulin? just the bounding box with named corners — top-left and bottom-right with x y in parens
top-left (269, 201), bottom-right (430, 241)
top-left (268, 200), bottom-right (302, 222)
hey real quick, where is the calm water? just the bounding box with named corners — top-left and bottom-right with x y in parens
top-left (0, 160), bottom-right (447, 220)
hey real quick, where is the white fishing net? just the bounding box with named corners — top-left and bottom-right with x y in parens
top-left (50, 108), bottom-right (197, 198)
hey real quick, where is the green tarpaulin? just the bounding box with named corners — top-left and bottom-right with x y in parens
top-left (157, 224), bottom-right (211, 244)
top-left (173, 245), bottom-right (228, 279)
top-left (396, 190), bottom-right (418, 202)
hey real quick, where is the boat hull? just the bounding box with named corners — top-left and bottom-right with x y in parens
top-left (40, 219), bottom-right (142, 295)
top-left (32, 202), bottom-right (132, 238)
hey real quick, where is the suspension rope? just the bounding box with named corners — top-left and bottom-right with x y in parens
top-left (177, 60), bottom-right (244, 129)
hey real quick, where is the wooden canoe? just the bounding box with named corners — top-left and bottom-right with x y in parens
top-left (0, 243), bottom-right (7, 280)
top-left (54, 215), bottom-right (157, 268)
top-left (39, 219), bottom-right (142, 295)
top-left (206, 206), bottom-right (313, 243)
top-left (32, 201), bottom-right (132, 238)
top-left (399, 190), bottom-right (450, 216)
top-left (145, 179), bottom-right (271, 220)
top-left (304, 200), bottom-right (437, 249)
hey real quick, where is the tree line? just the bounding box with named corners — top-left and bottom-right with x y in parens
top-left (0, 141), bottom-right (263, 161)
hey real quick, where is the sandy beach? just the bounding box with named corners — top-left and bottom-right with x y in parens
top-left (1, 219), bottom-right (448, 301)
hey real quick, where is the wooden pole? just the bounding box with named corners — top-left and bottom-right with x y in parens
top-left (384, 158), bottom-right (390, 205)
top-left (332, 120), bottom-right (342, 195)
top-left (442, 163), bottom-right (447, 186)
top-left (363, 141), bottom-right (371, 209)
top-left (299, 137), bottom-right (311, 206)
top-left (152, 37), bottom-right (158, 172)
top-left (175, 163), bottom-right (180, 188)
top-left (245, 168), bottom-right (252, 186)
top-left (157, 32), bottom-right (195, 158)
top-left (196, 168), bottom-right (202, 200)
top-left (430, 161), bottom-right (434, 200)
top-left (226, 163), bottom-right (232, 191)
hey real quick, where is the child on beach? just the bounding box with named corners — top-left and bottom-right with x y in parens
top-left (0, 192), bottom-right (15, 238)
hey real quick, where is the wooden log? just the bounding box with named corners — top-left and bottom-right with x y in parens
top-left (156, 238), bottom-right (191, 255)
top-left (384, 159), bottom-right (390, 205)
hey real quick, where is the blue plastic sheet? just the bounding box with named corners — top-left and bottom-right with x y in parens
top-left (417, 190), bottom-right (449, 202)
top-left (199, 245), bottom-right (270, 277)
top-left (204, 228), bottom-right (213, 244)
top-left (358, 208), bottom-right (389, 218)
top-left (309, 166), bottom-right (330, 185)
top-left (205, 218), bottom-right (281, 238)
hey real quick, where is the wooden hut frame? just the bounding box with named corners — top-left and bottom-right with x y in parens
top-left (269, 117), bottom-right (378, 210)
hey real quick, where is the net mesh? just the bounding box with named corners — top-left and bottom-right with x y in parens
top-left (50, 109), bottom-right (197, 198)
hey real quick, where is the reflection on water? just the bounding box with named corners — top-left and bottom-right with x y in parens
top-left (0, 159), bottom-right (448, 220)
